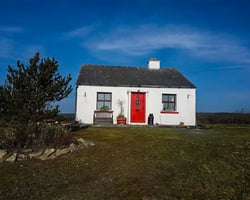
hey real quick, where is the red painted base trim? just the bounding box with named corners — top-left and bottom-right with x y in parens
top-left (160, 111), bottom-right (179, 114)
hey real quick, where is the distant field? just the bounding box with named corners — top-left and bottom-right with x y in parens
top-left (197, 112), bottom-right (250, 125)
top-left (60, 112), bottom-right (250, 125)
top-left (0, 126), bottom-right (249, 200)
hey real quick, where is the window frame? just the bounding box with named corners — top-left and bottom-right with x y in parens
top-left (161, 94), bottom-right (177, 113)
top-left (96, 92), bottom-right (112, 110)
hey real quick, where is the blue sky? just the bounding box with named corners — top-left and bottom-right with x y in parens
top-left (1, 0), bottom-right (250, 113)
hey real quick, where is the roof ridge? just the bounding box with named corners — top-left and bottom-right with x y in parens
top-left (82, 64), bottom-right (178, 70)
top-left (82, 64), bottom-right (144, 68)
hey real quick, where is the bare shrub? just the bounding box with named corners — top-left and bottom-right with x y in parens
top-left (0, 127), bottom-right (16, 152)
top-left (0, 123), bottom-right (72, 152)
top-left (37, 124), bottom-right (72, 149)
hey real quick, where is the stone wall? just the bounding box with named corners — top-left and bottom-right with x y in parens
top-left (0, 138), bottom-right (95, 163)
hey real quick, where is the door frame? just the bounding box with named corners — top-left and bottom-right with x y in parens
top-left (130, 92), bottom-right (146, 123)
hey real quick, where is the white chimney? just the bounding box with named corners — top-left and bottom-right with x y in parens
top-left (148, 58), bottom-right (160, 69)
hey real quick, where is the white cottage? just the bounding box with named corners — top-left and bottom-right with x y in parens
top-left (75, 59), bottom-right (196, 126)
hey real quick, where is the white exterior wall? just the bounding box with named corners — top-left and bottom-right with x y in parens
top-left (76, 85), bottom-right (196, 126)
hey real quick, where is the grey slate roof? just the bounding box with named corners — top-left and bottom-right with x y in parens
top-left (77, 64), bottom-right (196, 88)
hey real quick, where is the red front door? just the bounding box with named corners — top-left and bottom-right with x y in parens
top-left (130, 92), bottom-right (146, 123)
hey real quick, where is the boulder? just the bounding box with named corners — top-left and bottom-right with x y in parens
top-left (0, 150), bottom-right (7, 163)
top-left (5, 153), bottom-right (17, 162)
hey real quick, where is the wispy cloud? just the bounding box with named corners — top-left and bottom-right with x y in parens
top-left (64, 25), bottom-right (95, 38)
top-left (191, 38), bottom-right (250, 64)
top-left (91, 25), bottom-right (204, 52)
top-left (68, 24), bottom-right (250, 64)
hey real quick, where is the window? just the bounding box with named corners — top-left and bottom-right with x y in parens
top-left (97, 92), bottom-right (112, 110)
top-left (162, 94), bottom-right (176, 111)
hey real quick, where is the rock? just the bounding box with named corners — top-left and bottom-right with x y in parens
top-left (55, 148), bottom-right (70, 157)
top-left (42, 148), bottom-right (56, 157)
top-left (46, 154), bottom-right (57, 160)
top-left (76, 138), bottom-right (86, 144)
top-left (0, 139), bottom-right (96, 163)
top-left (38, 148), bottom-right (56, 160)
top-left (88, 141), bottom-right (95, 147)
top-left (69, 143), bottom-right (78, 152)
top-left (5, 153), bottom-right (17, 162)
top-left (21, 149), bottom-right (33, 154)
top-left (29, 150), bottom-right (43, 159)
top-left (0, 150), bottom-right (7, 163)
top-left (17, 154), bottom-right (28, 161)
top-left (38, 155), bottom-right (49, 161)
top-left (76, 138), bottom-right (95, 147)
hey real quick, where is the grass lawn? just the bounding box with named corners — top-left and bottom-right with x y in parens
top-left (0, 126), bottom-right (249, 200)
